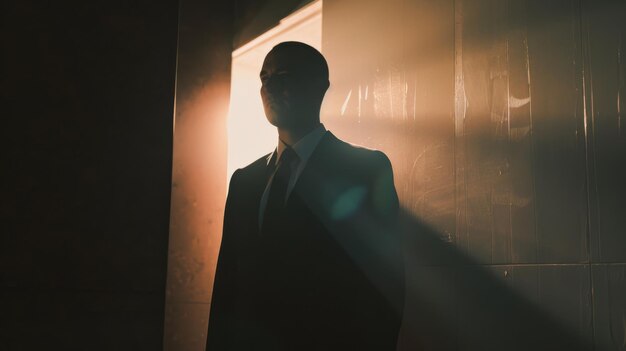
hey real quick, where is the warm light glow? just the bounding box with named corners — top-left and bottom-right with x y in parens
top-left (227, 0), bottom-right (322, 185)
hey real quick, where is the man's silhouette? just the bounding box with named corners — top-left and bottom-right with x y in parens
top-left (206, 41), bottom-right (404, 351)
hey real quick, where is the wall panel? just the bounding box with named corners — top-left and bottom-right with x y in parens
top-left (583, 0), bottom-right (626, 263)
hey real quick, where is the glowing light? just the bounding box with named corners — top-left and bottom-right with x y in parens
top-left (331, 186), bottom-right (367, 220)
top-left (226, 1), bottom-right (322, 185)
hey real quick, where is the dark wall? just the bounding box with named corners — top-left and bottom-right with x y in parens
top-left (2, 1), bottom-right (178, 349)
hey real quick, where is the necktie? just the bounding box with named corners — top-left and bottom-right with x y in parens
top-left (262, 147), bottom-right (298, 231)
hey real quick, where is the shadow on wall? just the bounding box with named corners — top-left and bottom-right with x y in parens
top-left (393, 208), bottom-right (592, 351)
top-left (286, 152), bottom-right (593, 351)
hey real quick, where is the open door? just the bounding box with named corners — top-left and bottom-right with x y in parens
top-left (227, 0), bottom-right (322, 183)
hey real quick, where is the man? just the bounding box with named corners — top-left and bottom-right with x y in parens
top-left (206, 41), bottom-right (404, 351)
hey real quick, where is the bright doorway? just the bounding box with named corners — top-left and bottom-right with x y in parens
top-left (226, 0), bottom-right (322, 184)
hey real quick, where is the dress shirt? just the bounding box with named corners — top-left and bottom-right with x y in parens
top-left (258, 124), bottom-right (328, 228)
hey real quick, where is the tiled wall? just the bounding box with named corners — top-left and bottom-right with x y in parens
top-left (322, 0), bottom-right (626, 349)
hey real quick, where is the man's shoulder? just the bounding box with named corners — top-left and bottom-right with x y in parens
top-left (323, 133), bottom-right (392, 171)
top-left (243, 152), bottom-right (273, 171)
top-left (230, 152), bottom-right (272, 181)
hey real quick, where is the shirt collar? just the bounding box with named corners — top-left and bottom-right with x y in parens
top-left (267, 123), bottom-right (327, 166)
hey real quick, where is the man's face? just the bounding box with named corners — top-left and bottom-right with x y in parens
top-left (260, 50), bottom-right (311, 128)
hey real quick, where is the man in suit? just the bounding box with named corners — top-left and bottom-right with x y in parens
top-left (206, 41), bottom-right (404, 351)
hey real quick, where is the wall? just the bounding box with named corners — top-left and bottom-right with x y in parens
top-left (163, 1), bottom-right (232, 351)
top-left (322, 0), bottom-right (625, 349)
top-left (1, 0), bottom-right (178, 349)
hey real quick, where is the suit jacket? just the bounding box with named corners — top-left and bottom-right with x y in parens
top-left (206, 131), bottom-right (404, 351)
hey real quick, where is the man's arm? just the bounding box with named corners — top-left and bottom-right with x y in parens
top-left (343, 150), bottom-right (404, 349)
top-left (369, 151), bottom-right (404, 320)
top-left (206, 170), bottom-right (241, 351)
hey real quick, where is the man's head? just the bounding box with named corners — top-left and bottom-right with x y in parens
top-left (260, 41), bottom-right (330, 130)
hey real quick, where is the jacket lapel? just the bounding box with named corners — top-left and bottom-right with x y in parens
top-left (290, 132), bottom-right (338, 214)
